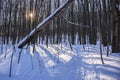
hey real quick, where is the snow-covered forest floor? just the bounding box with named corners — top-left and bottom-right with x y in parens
top-left (0, 43), bottom-right (120, 80)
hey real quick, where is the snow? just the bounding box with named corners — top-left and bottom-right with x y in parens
top-left (0, 44), bottom-right (120, 80)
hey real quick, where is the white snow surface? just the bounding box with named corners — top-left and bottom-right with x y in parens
top-left (0, 44), bottom-right (120, 80)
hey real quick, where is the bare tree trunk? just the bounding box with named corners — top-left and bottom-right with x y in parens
top-left (18, 49), bottom-right (22, 64)
top-left (111, 0), bottom-right (120, 53)
top-left (9, 46), bottom-right (15, 77)
top-left (98, 0), bottom-right (104, 64)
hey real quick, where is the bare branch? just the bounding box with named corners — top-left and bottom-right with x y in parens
top-left (62, 16), bottom-right (90, 28)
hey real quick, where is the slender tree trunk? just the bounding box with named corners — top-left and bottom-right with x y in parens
top-left (111, 0), bottom-right (120, 53)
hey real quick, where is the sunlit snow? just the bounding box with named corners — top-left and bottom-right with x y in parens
top-left (0, 44), bottom-right (120, 80)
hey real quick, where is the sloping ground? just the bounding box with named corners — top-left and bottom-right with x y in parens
top-left (0, 44), bottom-right (120, 80)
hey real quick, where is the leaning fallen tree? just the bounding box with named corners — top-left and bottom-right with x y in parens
top-left (18, 0), bottom-right (74, 48)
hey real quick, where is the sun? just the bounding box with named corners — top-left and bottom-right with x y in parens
top-left (25, 11), bottom-right (35, 20)
top-left (29, 13), bottom-right (34, 18)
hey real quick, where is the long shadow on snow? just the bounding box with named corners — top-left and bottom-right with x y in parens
top-left (48, 45), bottom-right (76, 63)
top-left (38, 45), bottom-right (64, 64)
top-left (77, 52), bottom-right (120, 80)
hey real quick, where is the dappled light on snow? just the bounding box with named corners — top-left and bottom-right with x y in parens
top-left (35, 45), bottom-right (56, 67)
top-left (59, 54), bottom-right (72, 63)
top-left (100, 73), bottom-right (116, 80)
top-left (29, 45), bottom-right (34, 57)
top-left (0, 44), bottom-right (120, 80)
top-left (0, 48), bottom-right (13, 63)
top-left (46, 45), bottom-right (76, 63)
top-left (81, 52), bottom-right (102, 64)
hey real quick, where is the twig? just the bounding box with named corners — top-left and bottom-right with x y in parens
top-left (62, 15), bottom-right (90, 28)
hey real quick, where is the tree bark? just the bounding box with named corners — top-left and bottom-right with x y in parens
top-left (111, 0), bottom-right (120, 53)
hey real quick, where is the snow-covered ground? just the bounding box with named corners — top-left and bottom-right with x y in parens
top-left (0, 44), bottom-right (120, 80)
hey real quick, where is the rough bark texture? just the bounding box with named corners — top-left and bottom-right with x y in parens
top-left (111, 0), bottom-right (120, 53)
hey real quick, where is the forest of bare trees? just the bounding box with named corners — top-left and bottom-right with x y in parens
top-left (0, 0), bottom-right (120, 53)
